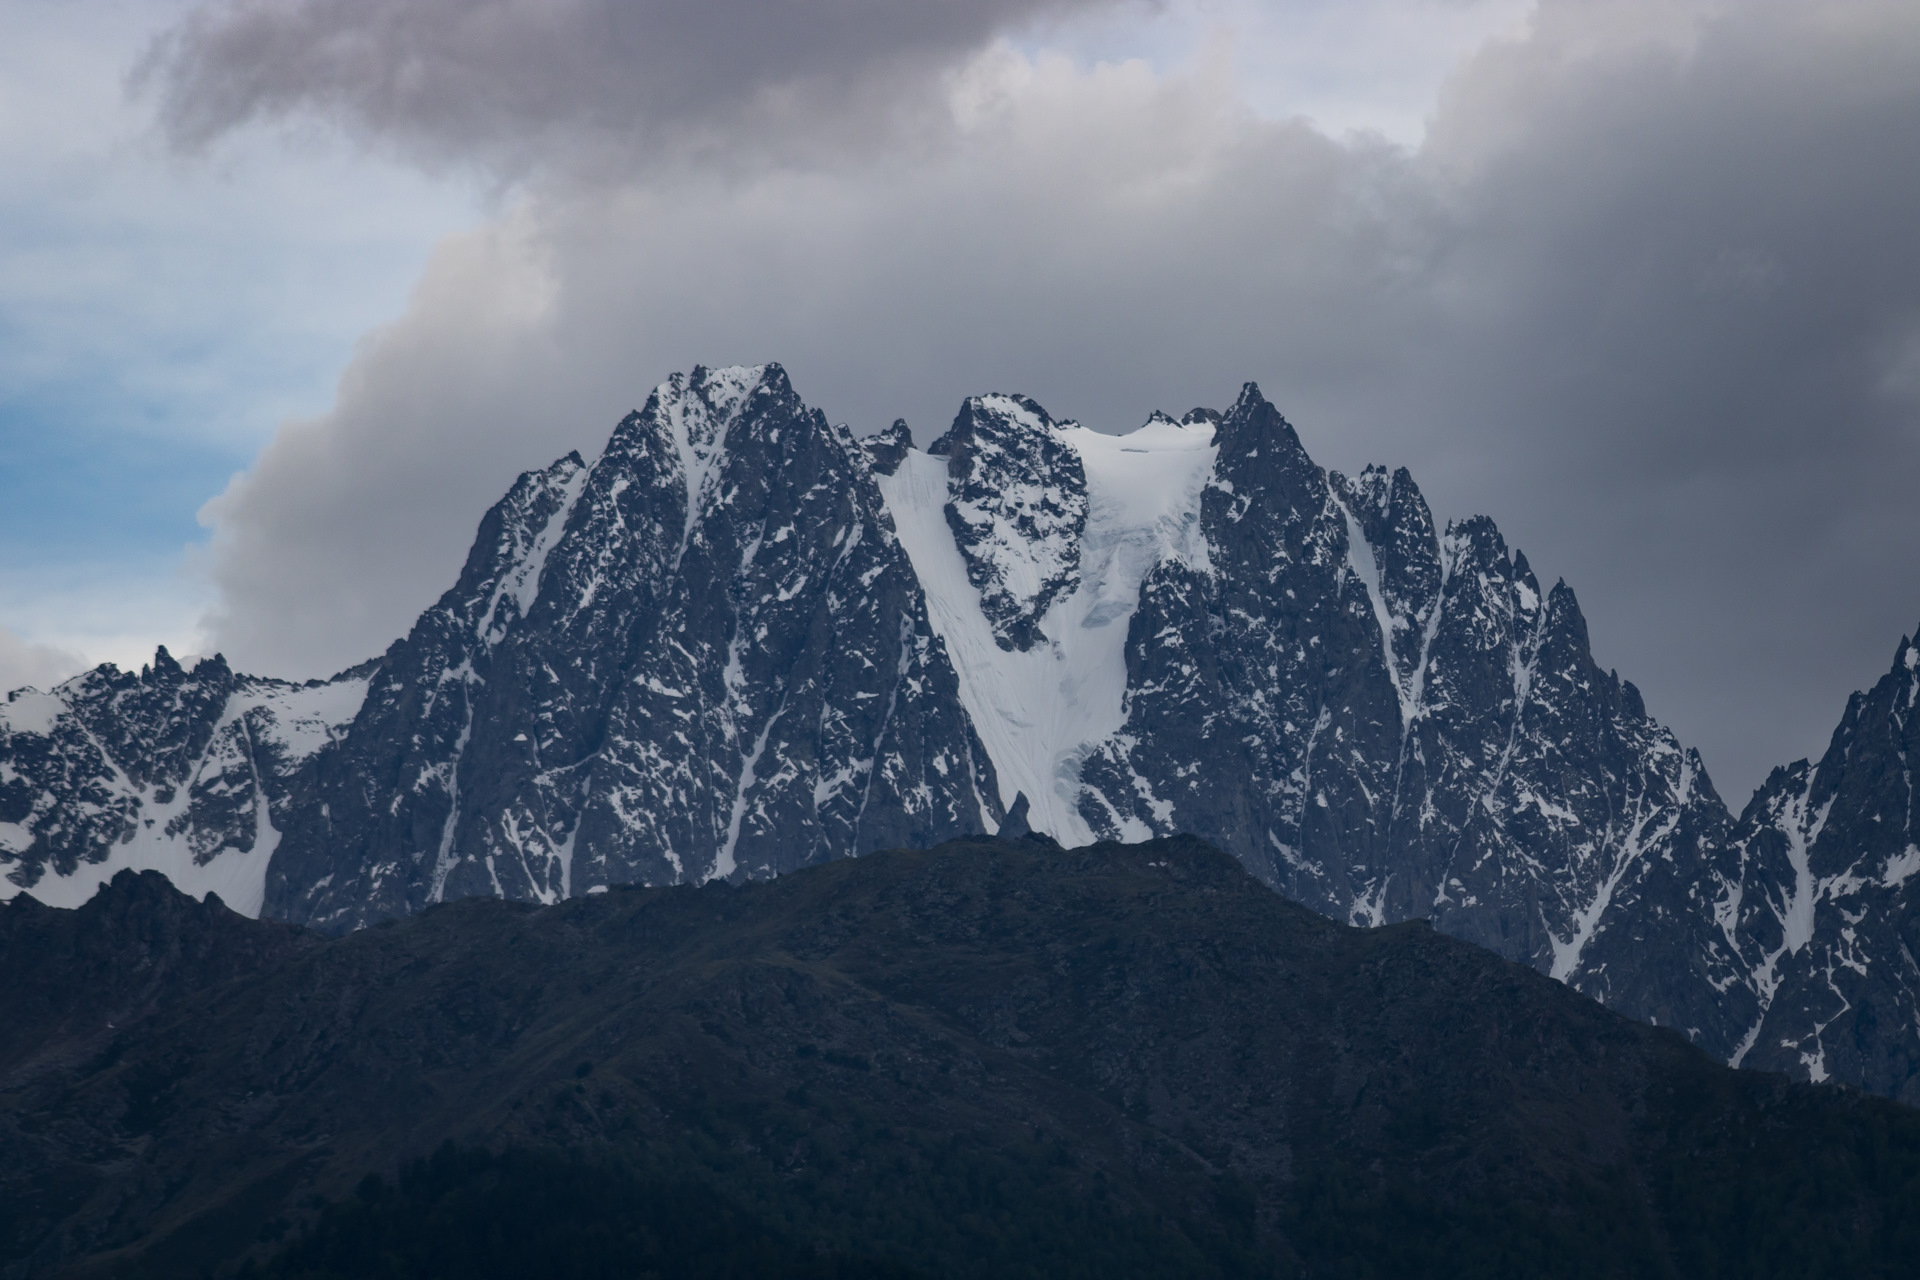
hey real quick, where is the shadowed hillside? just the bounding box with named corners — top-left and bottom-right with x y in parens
top-left (4, 835), bottom-right (1919, 1278)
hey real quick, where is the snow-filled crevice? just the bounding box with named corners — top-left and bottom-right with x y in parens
top-left (478, 461), bottom-right (591, 646)
top-left (714, 699), bottom-right (786, 882)
top-left (427, 692), bottom-right (477, 904)
top-left (877, 414), bottom-right (1216, 844)
top-left (1731, 780), bottom-right (1838, 1067)
top-left (664, 366), bottom-right (764, 569)
top-left (1548, 795), bottom-right (1681, 983)
top-left (1337, 500), bottom-right (1413, 731)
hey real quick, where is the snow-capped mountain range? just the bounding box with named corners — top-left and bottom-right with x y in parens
top-left (4, 364), bottom-right (1917, 1101)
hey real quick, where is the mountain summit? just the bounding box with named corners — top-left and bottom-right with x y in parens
top-left (4, 364), bottom-right (1918, 1100)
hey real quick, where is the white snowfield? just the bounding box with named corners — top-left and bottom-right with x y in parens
top-left (877, 412), bottom-right (1217, 845)
top-left (0, 668), bottom-right (368, 915)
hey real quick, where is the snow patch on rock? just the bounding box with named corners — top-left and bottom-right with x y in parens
top-left (0, 670), bottom-right (369, 915)
top-left (880, 412), bottom-right (1216, 843)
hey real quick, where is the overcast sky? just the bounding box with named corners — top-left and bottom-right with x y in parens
top-left (4, 0), bottom-right (1919, 805)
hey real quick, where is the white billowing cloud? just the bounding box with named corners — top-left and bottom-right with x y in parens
top-left (195, 213), bottom-right (564, 671)
top-left (0, 628), bottom-right (87, 696)
top-left (181, 0), bottom-right (1920, 801)
top-left (0, 561), bottom-right (213, 686)
top-left (1047, 0), bottom-right (1538, 144)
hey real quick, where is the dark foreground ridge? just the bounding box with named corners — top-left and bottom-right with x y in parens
top-left (5, 838), bottom-right (1920, 1278)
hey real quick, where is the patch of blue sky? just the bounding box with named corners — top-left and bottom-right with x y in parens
top-left (0, 379), bottom-right (243, 558)
top-left (0, 163), bottom-right (448, 560)
top-left (0, 0), bottom-right (476, 662)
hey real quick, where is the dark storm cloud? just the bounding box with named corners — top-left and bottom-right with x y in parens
top-left (1378, 0), bottom-right (1920, 803)
top-left (173, 0), bottom-right (1920, 803)
top-left (142, 0), bottom-right (1126, 173)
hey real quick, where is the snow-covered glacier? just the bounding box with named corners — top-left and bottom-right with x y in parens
top-left (5, 362), bottom-right (1918, 1102)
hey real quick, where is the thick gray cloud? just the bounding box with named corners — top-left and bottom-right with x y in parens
top-left (179, 0), bottom-right (1920, 803)
top-left (143, 0), bottom-right (1125, 174)
top-left (193, 49), bottom-right (1419, 673)
top-left (1385, 0), bottom-right (1920, 801)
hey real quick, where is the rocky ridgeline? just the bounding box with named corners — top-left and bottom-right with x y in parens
top-left (3, 363), bottom-right (1917, 1102)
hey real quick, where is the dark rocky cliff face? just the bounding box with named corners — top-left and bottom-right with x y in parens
top-left (1717, 631), bottom-right (1920, 1103)
top-left (2, 362), bottom-right (1917, 1101)
top-left (267, 365), bottom-right (1002, 929)
top-left (925, 393), bottom-right (1088, 652)
top-left (1075, 388), bottom-right (1740, 1047)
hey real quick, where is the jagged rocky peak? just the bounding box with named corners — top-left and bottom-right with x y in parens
top-left (263, 362), bottom-right (1001, 930)
top-left (863, 418), bottom-right (914, 476)
top-left (1, 647), bottom-right (370, 914)
top-left (1717, 623), bottom-right (1920, 1101)
top-left (1433, 516), bottom-right (1544, 644)
top-left (1413, 517), bottom-right (1564, 734)
top-left (65, 646), bottom-right (239, 791)
top-left (454, 362), bottom-right (795, 644)
top-left (927, 393), bottom-right (1089, 651)
top-left (1385, 522), bottom-right (1738, 1034)
top-left (1203, 382), bottom-right (1326, 534)
top-left (1336, 467), bottom-right (1443, 634)
top-left (605, 362), bottom-right (773, 467)
top-left (617, 363), bottom-right (784, 528)
top-left (1329, 465), bottom-right (1446, 716)
top-left (459, 451), bottom-right (590, 649)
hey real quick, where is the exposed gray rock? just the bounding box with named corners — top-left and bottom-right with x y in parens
top-left (264, 364), bottom-right (1002, 930)
top-left (1714, 629), bottom-right (1920, 1103)
top-left (0, 649), bottom-right (368, 913)
top-left (7, 363), bottom-right (1920, 1101)
top-left (926, 394), bottom-right (1087, 652)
